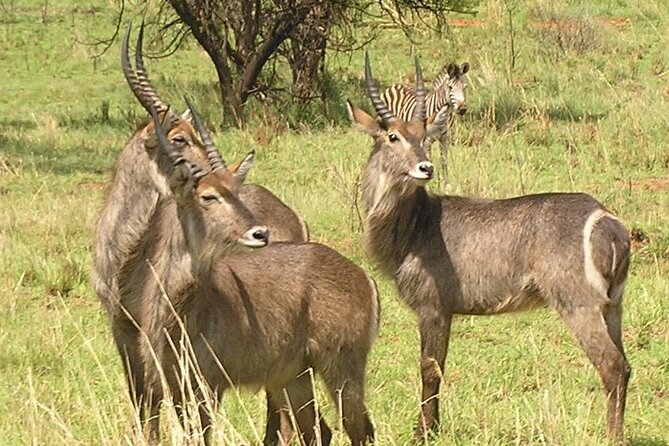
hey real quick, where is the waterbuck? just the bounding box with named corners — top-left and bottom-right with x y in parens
top-left (380, 61), bottom-right (469, 185)
top-left (139, 104), bottom-right (378, 446)
top-left (347, 53), bottom-right (631, 441)
top-left (91, 23), bottom-right (308, 438)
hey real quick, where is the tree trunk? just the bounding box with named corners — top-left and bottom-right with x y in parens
top-left (237, 2), bottom-right (312, 105)
top-left (289, 3), bottom-right (334, 101)
top-left (168, 0), bottom-right (243, 125)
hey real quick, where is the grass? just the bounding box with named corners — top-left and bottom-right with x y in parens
top-left (0, 0), bottom-right (668, 444)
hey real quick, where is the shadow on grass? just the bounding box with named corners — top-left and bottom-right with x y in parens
top-left (61, 116), bottom-right (134, 132)
top-left (240, 68), bottom-right (369, 130)
top-left (545, 104), bottom-right (607, 122)
top-left (0, 132), bottom-right (116, 176)
top-left (628, 436), bottom-right (669, 446)
top-left (0, 118), bottom-right (37, 131)
top-left (1, 116), bottom-right (132, 132)
top-left (466, 98), bottom-right (608, 129)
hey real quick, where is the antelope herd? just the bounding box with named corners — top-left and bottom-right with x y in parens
top-left (92, 23), bottom-right (631, 445)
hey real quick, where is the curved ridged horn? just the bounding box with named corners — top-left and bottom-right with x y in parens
top-left (148, 104), bottom-right (183, 165)
top-left (364, 52), bottom-right (396, 124)
top-left (135, 23), bottom-right (172, 116)
top-left (184, 96), bottom-right (226, 172)
top-left (121, 22), bottom-right (177, 125)
top-left (412, 56), bottom-right (426, 122)
top-left (148, 103), bottom-right (205, 180)
top-left (121, 24), bottom-right (140, 101)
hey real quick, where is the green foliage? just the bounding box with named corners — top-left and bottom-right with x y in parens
top-left (0, 0), bottom-right (668, 444)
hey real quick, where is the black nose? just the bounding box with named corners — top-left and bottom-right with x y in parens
top-left (419, 163), bottom-right (434, 178)
top-left (458, 106), bottom-right (467, 115)
top-left (252, 228), bottom-right (268, 242)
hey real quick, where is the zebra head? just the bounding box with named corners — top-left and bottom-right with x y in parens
top-left (445, 62), bottom-right (469, 115)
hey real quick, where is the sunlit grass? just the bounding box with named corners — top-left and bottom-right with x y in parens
top-left (0, 0), bottom-right (667, 444)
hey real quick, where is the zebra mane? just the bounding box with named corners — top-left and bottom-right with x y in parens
top-left (432, 63), bottom-right (453, 90)
top-left (398, 83), bottom-right (416, 94)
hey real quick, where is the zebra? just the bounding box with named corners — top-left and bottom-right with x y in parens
top-left (380, 62), bottom-right (469, 187)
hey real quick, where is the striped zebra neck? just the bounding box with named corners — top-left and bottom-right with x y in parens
top-left (432, 64), bottom-right (451, 90)
top-left (380, 84), bottom-right (453, 121)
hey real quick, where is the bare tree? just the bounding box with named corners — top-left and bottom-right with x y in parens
top-left (165, 0), bottom-right (315, 125)
top-left (286, 2), bottom-right (336, 102)
top-left (98, 0), bottom-right (477, 126)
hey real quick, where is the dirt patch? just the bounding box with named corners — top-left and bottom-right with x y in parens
top-left (77, 180), bottom-right (107, 190)
top-left (448, 17), bottom-right (630, 29)
top-left (531, 17), bottom-right (630, 29)
top-left (630, 227), bottom-right (650, 252)
top-left (627, 177), bottom-right (669, 192)
top-left (598, 17), bottom-right (631, 27)
top-left (448, 18), bottom-right (485, 28)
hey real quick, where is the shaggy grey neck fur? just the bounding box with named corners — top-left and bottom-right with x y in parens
top-left (92, 131), bottom-right (172, 316)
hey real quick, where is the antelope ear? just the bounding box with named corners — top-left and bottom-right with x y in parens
top-left (347, 100), bottom-right (382, 137)
top-left (180, 108), bottom-right (193, 123)
top-left (426, 106), bottom-right (450, 138)
top-left (228, 151), bottom-right (255, 183)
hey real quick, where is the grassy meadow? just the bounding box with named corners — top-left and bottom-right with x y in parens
top-left (1, 0), bottom-right (668, 444)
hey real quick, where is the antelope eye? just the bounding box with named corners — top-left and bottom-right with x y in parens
top-left (388, 133), bottom-right (399, 143)
top-left (201, 194), bottom-right (219, 205)
top-left (172, 135), bottom-right (188, 145)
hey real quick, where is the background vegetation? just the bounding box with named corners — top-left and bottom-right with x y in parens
top-left (0, 0), bottom-right (667, 444)
top-left (119, 0), bottom-right (476, 125)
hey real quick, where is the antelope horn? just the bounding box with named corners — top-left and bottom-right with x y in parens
top-left (364, 51), bottom-right (396, 124)
top-left (121, 22), bottom-right (177, 125)
top-left (184, 96), bottom-right (226, 172)
top-left (412, 56), bottom-right (426, 122)
top-left (148, 104), bottom-right (183, 165)
top-left (121, 22), bottom-right (153, 113)
top-left (121, 23), bottom-right (141, 104)
top-left (135, 22), bottom-right (176, 121)
top-left (149, 103), bottom-right (205, 180)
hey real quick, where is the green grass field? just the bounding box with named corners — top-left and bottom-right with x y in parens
top-left (1, 0), bottom-right (668, 444)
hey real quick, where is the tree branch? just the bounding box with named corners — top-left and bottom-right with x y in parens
top-left (238, 1), bottom-right (312, 103)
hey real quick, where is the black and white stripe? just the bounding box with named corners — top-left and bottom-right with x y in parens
top-left (380, 62), bottom-right (469, 122)
top-left (380, 62), bottom-right (470, 185)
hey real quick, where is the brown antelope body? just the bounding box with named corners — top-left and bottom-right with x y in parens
top-left (139, 107), bottom-right (378, 446)
top-left (348, 53), bottom-right (631, 442)
top-left (91, 23), bottom-right (307, 440)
